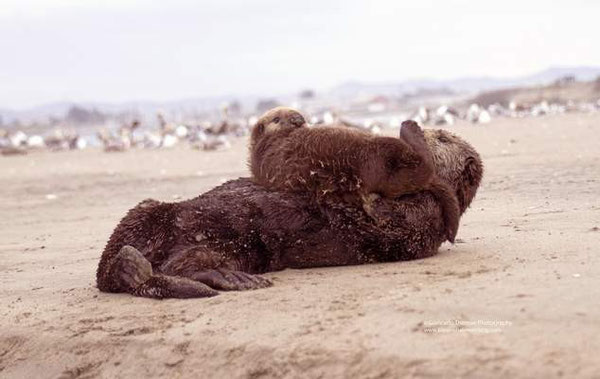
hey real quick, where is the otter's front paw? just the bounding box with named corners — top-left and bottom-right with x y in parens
top-left (361, 193), bottom-right (393, 226)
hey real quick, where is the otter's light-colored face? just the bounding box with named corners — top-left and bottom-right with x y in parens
top-left (423, 129), bottom-right (483, 212)
top-left (423, 129), bottom-right (481, 182)
top-left (252, 107), bottom-right (307, 140)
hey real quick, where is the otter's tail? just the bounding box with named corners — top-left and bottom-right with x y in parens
top-left (427, 178), bottom-right (461, 243)
top-left (98, 245), bottom-right (218, 299)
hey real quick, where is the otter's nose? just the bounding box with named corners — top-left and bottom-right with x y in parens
top-left (290, 113), bottom-right (306, 127)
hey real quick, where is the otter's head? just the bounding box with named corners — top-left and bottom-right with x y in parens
top-left (251, 107), bottom-right (307, 146)
top-left (360, 128), bottom-right (434, 198)
top-left (423, 129), bottom-right (483, 213)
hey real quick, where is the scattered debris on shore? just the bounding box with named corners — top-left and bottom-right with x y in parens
top-left (2, 93), bottom-right (599, 156)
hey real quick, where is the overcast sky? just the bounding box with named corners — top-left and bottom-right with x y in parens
top-left (1, 0), bottom-right (599, 109)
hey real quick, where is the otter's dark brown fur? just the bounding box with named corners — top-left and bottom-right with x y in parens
top-left (96, 129), bottom-right (483, 299)
top-left (250, 109), bottom-right (460, 241)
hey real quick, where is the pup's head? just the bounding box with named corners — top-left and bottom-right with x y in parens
top-left (251, 107), bottom-right (307, 145)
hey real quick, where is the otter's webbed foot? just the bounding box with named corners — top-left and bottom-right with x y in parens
top-left (114, 245), bottom-right (218, 299)
top-left (135, 274), bottom-right (219, 299)
top-left (190, 269), bottom-right (272, 291)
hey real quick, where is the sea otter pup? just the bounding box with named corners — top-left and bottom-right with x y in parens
top-left (249, 107), bottom-right (460, 242)
top-left (96, 128), bottom-right (483, 299)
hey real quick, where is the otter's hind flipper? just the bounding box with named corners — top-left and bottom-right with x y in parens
top-left (135, 274), bottom-right (219, 299)
top-left (188, 269), bottom-right (272, 291)
top-left (158, 247), bottom-right (273, 291)
top-left (108, 246), bottom-right (218, 299)
top-left (400, 120), bottom-right (434, 173)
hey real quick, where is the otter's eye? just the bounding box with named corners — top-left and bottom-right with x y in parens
top-left (273, 117), bottom-right (281, 123)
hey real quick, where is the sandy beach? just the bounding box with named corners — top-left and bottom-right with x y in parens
top-left (1, 113), bottom-right (599, 378)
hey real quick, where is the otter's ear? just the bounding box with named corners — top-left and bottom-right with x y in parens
top-left (457, 156), bottom-right (483, 212)
top-left (464, 156), bottom-right (483, 186)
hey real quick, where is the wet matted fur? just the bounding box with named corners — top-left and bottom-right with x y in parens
top-left (96, 129), bottom-right (483, 299)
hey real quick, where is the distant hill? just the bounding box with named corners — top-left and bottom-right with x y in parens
top-left (524, 66), bottom-right (600, 84)
top-left (330, 66), bottom-right (600, 98)
top-left (2, 66), bottom-right (599, 124)
top-left (470, 77), bottom-right (600, 107)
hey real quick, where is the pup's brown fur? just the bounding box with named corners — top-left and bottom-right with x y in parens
top-left (250, 108), bottom-right (459, 241)
top-left (96, 129), bottom-right (483, 299)
top-left (250, 108), bottom-right (431, 198)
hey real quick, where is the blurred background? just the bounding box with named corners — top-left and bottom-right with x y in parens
top-left (1, 0), bottom-right (599, 152)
